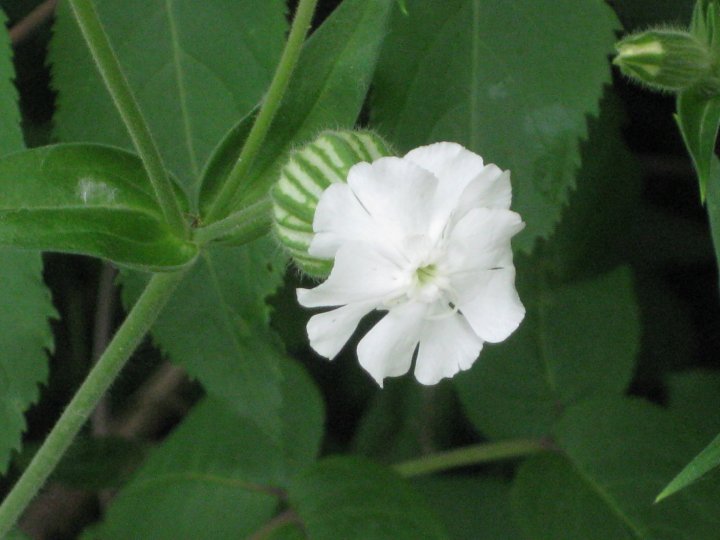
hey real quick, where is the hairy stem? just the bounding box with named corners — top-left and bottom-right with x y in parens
top-left (194, 197), bottom-right (272, 245)
top-left (204, 0), bottom-right (319, 222)
top-left (68, 0), bottom-right (188, 237)
top-left (393, 439), bottom-right (549, 478)
top-left (0, 272), bottom-right (184, 537)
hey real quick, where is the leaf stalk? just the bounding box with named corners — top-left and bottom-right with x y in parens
top-left (204, 0), bottom-right (319, 222)
top-left (194, 197), bottom-right (272, 245)
top-left (393, 438), bottom-right (549, 478)
top-left (68, 0), bottom-right (188, 237)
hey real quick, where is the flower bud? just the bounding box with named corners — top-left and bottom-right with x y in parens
top-left (271, 130), bottom-right (393, 277)
top-left (613, 30), bottom-right (717, 93)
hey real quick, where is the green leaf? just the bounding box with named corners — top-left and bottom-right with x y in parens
top-left (513, 398), bottom-right (720, 539)
top-left (0, 6), bottom-right (55, 475)
top-left (513, 453), bottom-right (636, 540)
top-left (288, 456), bottom-right (448, 539)
top-left (274, 355), bottom-right (325, 481)
top-left (120, 239), bottom-right (287, 433)
top-left (455, 267), bottom-right (640, 439)
top-left (199, 0), bottom-right (394, 217)
top-left (89, 399), bottom-right (277, 539)
top-left (667, 370), bottom-right (720, 439)
top-left (15, 437), bottom-right (146, 490)
top-left (555, 90), bottom-right (711, 274)
top-left (0, 18), bottom-right (21, 154)
top-left (0, 252), bottom-right (55, 474)
top-left (675, 89), bottom-right (720, 199)
top-left (0, 144), bottom-right (197, 271)
top-left (370, 0), bottom-right (619, 252)
top-left (50, 0), bottom-right (287, 200)
top-left (657, 370), bottom-right (720, 501)
top-left (414, 477), bottom-right (523, 539)
top-left (657, 431), bottom-right (720, 502)
top-left (90, 359), bottom-right (323, 539)
top-left (50, 0), bottom-right (291, 429)
top-left (353, 379), bottom-right (460, 464)
top-left (549, 91), bottom-right (643, 279)
top-left (704, 156), bottom-right (720, 277)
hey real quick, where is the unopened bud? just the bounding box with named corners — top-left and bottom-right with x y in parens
top-left (614, 30), bottom-right (717, 93)
top-left (272, 130), bottom-right (393, 277)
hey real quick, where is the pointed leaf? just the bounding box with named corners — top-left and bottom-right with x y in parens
top-left (370, 0), bottom-right (619, 251)
top-left (657, 431), bottom-right (720, 502)
top-left (0, 144), bottom-right (197, 271)
top-left (89, 359), bottom-right (323, 539)
top-left (199, 0), bottom-right (394, 217)
top-left (50, 0), bottom-right (287, 200)
top-left (455, 267), bottom-right (640, 439)
top-left (0, 7), bottom-right (55, 475)
top-left (675, 89), bottom-right (720, 199)
top-left (288, 457), bottom-right (448, 539)
top-left (0, 252), bottom-right (55, 474)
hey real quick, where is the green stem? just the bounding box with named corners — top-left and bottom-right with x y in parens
top-left (393, 439), bottom-right (548, 478)
top-left (204, 0), bottom-right (318, 222)
top-left (0, 272), bottom-right (185, 537)
top-left (68, 0), bottom-right (188, 238)
top-left (194, 197), bottom-right (272, 245)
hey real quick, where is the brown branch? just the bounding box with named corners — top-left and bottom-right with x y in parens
top-left (8, 0), bottom-right (58, 47)
top-left (109, 361), bottom-right (190, 439)
top-left (90, 263), bottom-right (118, 438)
top-left (248, 509), bottom-right (302, 540)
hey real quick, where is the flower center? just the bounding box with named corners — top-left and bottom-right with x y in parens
top-left (416, 263), bottom-right (438, 284)
top-left (407, 262), bottom-right (449, 303)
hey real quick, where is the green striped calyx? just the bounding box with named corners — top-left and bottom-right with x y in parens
top-left (614, 28), bottom-right (720, 94)
top-left (271, 130), bottom-right (393, 277)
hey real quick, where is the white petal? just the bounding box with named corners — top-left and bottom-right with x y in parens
top-left (309, 183), bottom-right (385, 259)
top-left (306, 302), bottom-right (376, 359)
top-left (454, 166), bottom-right (512, 216)
top-left (404, 142), bottom-right (484, 195)
top-left (356, 301), bottom-right (427, 387)
top-left (404, 143), bottom-right (511, 237)
top-left (346, 157), bottom-right (438, 240)
top-left (414, 313), bottom-right (483, 385)
top-left (444, 208), bottom-right (524, 273)
top-left (297, 243), bottom-right (406, 308)
top-left (458, 267), bottom-right (525, 343)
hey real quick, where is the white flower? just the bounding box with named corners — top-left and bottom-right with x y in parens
top-left (297, 142), bottom-right (525, 386)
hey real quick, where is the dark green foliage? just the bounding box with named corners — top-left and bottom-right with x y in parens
top-left (199, 0), bottom-right (394, 217)
top-left (455, 267), bottom-right (640, 439)
top-left (288, 457), bottom-right (447, 539)
top-left (0, 6), bottom-right (55, 476)
top-left (51, 0), bottom-right (288, 200)
top-left (88, 359), bottom-right (324, 539)
top-left (371, 0), bottom-right (619, 252)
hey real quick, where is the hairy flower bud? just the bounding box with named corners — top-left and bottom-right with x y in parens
top-left (271, 130), bottom-right (393, 277)
top-left (614, 30), bottom-right (717, 93)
